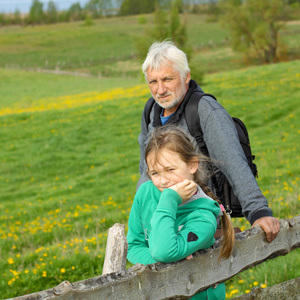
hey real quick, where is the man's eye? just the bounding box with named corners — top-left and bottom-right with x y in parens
top-left (149, 80), bottom-right (157, 85)
top-left (165, 78), bottom-right (172, 82)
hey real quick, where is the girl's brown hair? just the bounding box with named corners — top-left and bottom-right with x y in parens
top-left (145, 125), bottom-right (235, 260)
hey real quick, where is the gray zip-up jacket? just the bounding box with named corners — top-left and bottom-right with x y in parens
top-left (137, 81), bottom-right (273, 225)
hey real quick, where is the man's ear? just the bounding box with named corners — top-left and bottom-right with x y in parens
top-left (185, 72), bottom-right (191, 84)
top-left (189, 158), bottom-right (198, 175)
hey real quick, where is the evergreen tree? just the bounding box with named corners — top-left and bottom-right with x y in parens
top-left (151, 4), bottom-right (169, 40)
top-left (170, 1), bottom-right (186, 47)
top-left (0, 14), bottom-right (4, 26)
top-left (46, 1), bottom-right (58, 24)
top-left (85, 0), bottom-right (101, 18)
top-left (135, 1), bottom-right (188, 62)
top-left (27, 0), bottom-right (45, 24)
top-left (13, 9), bottom-right (22, 25)
top-left (68, 2), bottom-right (84, 21)
top-left (120, 0), bottom-right (156, 15)
top-left (85, 0), bottom-right (113, 18)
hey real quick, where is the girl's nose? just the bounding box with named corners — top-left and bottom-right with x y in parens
top-left (160, 174), bottom-right (170, 186)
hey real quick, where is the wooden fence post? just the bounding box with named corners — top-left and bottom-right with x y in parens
top-left (102, 223), bottom-right (128, 275)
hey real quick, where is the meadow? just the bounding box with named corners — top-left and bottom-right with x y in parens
top-left (0, 59), bottom-right (299, 299)
top-left (0, 13), bottom-right (299, 300)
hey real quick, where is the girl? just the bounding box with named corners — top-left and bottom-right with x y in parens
top-left (127, 125), bottom-right (235, 299)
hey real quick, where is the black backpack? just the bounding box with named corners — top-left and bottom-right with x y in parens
top-left (143, 91), bottom-right (258, 217)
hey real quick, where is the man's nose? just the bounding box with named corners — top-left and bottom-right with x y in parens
top-left (157, 81), bottom-right (167, 95)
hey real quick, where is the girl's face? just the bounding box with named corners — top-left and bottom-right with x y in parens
top-left (147, 148), bottom-right (198, 192)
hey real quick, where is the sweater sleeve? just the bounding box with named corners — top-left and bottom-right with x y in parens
top-left (148, 189), bottom-right (216, 263)
top-left (127, 192), bottom-right (156, 265)
top-left (199, 97), bottom-right (273, 224)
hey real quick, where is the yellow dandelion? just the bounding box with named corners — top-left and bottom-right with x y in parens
top-left (231, 289), bottom-right (239, 295)
top-left (60, 268), bottom-right (66, 273)
top-left (8, 258), bottom-right (14, 264)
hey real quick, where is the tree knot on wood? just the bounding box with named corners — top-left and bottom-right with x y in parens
top-left (129, 263), bottom-right (146, 274)
top-left (52, 281), bottom-right (73, 296)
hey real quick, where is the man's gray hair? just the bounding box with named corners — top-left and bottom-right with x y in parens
top-left (142, 40), bottom-right (190, 80)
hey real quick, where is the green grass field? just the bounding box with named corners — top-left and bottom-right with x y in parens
top-left (0, 59), bottom-right (299, 299)
top-left (0, 12), bottom-right (300, 299)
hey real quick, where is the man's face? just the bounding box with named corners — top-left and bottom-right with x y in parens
top-left (146, 62), bottom-right (190, 115)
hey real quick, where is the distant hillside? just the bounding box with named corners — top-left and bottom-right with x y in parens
top-left (0, 14), bottom-right (299, 77)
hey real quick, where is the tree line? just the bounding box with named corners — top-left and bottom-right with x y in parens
top-left (0, 0), bottom-right (192, 26)
top-left (0, 0), bottom-right (299, 66)
top-left (0, 0), bottom-right (121, 26)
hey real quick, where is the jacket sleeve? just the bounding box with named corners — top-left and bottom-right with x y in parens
top-left (127, 192), bottom-right (156, 265)
top-left (199, 97), bottom-right (273, 224)
top-left (148, 189), bottom-right (216, 263)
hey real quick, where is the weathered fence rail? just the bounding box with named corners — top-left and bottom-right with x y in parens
top-left (7, 215), bottom-right (300, 300)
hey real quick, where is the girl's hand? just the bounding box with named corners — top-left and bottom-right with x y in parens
top-left (169, 179), bottom-right (197, 202)
top-left (186, 254), bottom-right (193, 260)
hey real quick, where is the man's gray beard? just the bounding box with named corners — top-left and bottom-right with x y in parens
top-left (153, 83), bottom-right (187, 110)
top-left (158, 97), bottom-right (182, 110)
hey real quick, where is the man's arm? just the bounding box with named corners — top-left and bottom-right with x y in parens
top-left (198, 97), bottom-right (279, 241)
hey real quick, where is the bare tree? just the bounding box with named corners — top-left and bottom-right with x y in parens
top-left (220, 0), bottom-right (290, 64)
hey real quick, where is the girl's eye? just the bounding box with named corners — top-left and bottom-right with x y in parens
top-left (168, 168), bottom-right (174, 172)
top-left (151, 172), bottom-right (158, 176)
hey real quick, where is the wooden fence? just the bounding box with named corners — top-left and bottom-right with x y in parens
top-left (7, 215), bottom-right (300, 300)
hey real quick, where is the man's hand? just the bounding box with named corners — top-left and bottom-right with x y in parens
top-left (169, 179), bottom-right (197, 202)
top-left (252, 216), bottom-right (280, 242)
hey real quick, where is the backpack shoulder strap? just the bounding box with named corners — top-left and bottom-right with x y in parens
top-left (185, 92), bottom-right (229, 209)
top-left (143, 97), bottom-right (155, 129)
top-left (184, 92), bottom-right (216, 155)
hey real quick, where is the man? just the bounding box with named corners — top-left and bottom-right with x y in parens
top-left (137, 40), bottom-right (280, 242)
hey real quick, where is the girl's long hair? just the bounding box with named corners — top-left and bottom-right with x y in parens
top-left (145, 125), bottom-right (235, 260)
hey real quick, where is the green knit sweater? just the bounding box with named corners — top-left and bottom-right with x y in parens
top-left (127, 181), bottom-right (225, 300)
